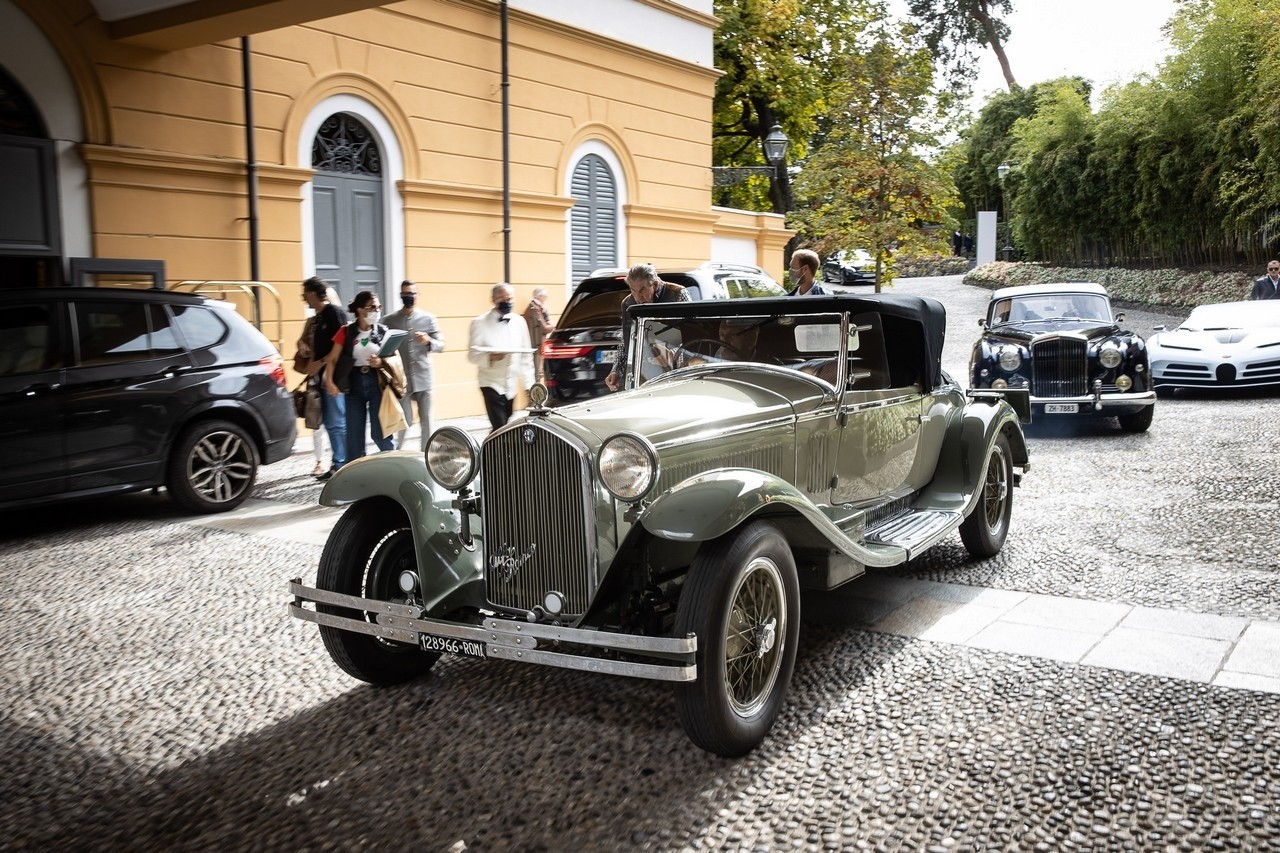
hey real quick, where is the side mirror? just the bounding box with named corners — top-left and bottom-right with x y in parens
top-left (1115, 311), bottom-right (1126, 323)
top-left (977, 318), bottom-right (988, 329)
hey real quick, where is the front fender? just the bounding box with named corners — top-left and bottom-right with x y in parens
top-left (637, 468), bottom-right (912, 569)
top-left (917, 399), bottom-right (1028, 516)
top-left (320, 451), bottom-right (485, 615)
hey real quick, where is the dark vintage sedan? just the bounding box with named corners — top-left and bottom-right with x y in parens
top-left (0, 287), bottom-right (296, 513)
top-left (289, 293), bottom-right (1030, 756)
top-left (540, 262), bottom-right (786, 402)
top-left (970, 283), bottom-right (1155, 432)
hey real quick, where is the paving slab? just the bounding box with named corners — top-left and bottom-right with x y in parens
top-left (186, 498), bottom-right (343, 546)
top-left (1082, 626), bottom-right (1232, 683)
top-left (1221, 621), bottom-right (1280, 679)
top-left (967, 620), bottom-right (1101, 663)
top-left (1000, 593), bottom-right (1131, 634)
top-left (869, 595), bottom-right (1005, 644)
top-left (1119, 605), bottom-right (1248, 641)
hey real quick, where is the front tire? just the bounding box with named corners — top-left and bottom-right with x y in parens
top-left (317, 499), bottom-right (439, 685)
top-left (674, 521), bottom-right (800, 757)
top-left (959, 433), bottom-right (1013, 559)
top-left (1118, 405), bottom-right (1154, 433)
top-left (166, 419), bottom-right (258, 513)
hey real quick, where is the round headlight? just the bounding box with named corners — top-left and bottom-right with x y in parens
top-left (991, 378), bottom-right (1008, 389)
top-left (597, 433), bottom-right (658, 502)
top-left (1099, 343), bottom-right (1123, 369)
top-left (426, 426), bottom-right (480, 490)
top-left (997, 346), bottom-right (1022, 372)
top-left (1115, 374), bottom-right (1133, 391)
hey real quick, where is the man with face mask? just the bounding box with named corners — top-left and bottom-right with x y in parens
top-left (386, 279), bottom-right (445, 450)
top-left (468, 282), bottom-right (535, 429)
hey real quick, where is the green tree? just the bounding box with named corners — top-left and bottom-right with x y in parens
top-left (905, 0), bottom-right (1018, 92)
top-left (712, 0), bottom-right (882, 215)
top-left (791, 24), bottom-right (957, 290)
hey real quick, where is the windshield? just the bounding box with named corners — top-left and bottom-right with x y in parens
top-left (1182, 301), bottom-right (1280, 331)
top-left (991, 293), bottom-right (1111, 324)
top-left (634, 311), bottom-right (893, 390)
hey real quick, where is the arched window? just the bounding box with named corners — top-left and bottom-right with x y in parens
top-left (570, 153), bottom-right (618, 283)
top-left (0, 64), bottom-right (47, 138)
top-left (312, 113), bottom-right (381, 175)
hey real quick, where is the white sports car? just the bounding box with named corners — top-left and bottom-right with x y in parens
top-left (1148, 300), bottom-right (1280, 395)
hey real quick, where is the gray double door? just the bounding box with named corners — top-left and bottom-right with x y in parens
top-left (312, 170), bottom-right (384, 306)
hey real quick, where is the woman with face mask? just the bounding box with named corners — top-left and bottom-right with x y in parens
top-left (322, 289), bottom-right (398, 462)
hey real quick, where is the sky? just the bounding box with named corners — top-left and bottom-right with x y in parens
top-left (964, 0), bottom-right (1182, 111)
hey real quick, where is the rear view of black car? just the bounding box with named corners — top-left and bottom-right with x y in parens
top-left (0, 287), bottom-right (297, 514)
top-left (541, 262), bottom-right (785, 402)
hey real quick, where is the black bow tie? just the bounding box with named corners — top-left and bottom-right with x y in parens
top-left (499, 317), bottom-right (510, 323)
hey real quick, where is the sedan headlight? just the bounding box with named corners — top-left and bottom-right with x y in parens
top-left (597, 433), bottom-right (658, 502)
top-left (426, 426), bottom-right (480, 490)
top-left (997, 346), bottom-right (1022, 372)
top-left (1099, 343), bottom-right (1123, 369)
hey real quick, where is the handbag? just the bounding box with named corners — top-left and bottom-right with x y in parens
top-left (378, 384), bottom-right (407, 439)
top-left (293, 379), bottom-right (323, 429)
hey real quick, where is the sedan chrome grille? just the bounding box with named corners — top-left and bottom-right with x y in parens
top-left (480, 424), bottom-right (595, 615)
top-left (1030, 337), bottom-right (1088, 397)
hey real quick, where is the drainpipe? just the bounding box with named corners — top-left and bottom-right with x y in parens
top-left (242, 36), bottom-right (262, 325)
top-left (500, 0), bottom-right (511, 285)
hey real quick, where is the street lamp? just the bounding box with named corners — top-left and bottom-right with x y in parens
top-left (712, 124), bottom-right (790, 188)
top-left (997, 161), bottom-right (1013, 262)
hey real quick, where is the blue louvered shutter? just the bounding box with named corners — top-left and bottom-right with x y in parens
top-left (570, 154), bottom-right (618, 283)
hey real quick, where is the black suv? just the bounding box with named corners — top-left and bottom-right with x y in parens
top-left (541, 262), bottom-right (786, 401)
top-left (0, 287), bottom-right (297, 513)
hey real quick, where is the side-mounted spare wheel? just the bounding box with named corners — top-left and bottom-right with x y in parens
top-left (959, 432), bottom-right (1013, 559)
top-left (317, 499), bottom-right (439, 685)
top-left (674, 520), bottom-right (800, 757)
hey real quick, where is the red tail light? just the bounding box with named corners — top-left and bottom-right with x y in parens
top-left (261, 353), bottom-right (288, 387)
top-left (542, 342), bottom-right (594, 359)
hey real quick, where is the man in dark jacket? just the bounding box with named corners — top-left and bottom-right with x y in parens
top-left (303, 277), bottom-right (348, 477)
top-left (1249, 261), bottom-right (1280, 300)
top-left (604, 263), bottom-right (690, 391)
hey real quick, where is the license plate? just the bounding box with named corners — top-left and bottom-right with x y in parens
top-left (595, 348), bottom-right (617, 365)
top-left (419, 633), bottom-right (487, 658)
top-left (1044, 403), bottom-right (1078, 414)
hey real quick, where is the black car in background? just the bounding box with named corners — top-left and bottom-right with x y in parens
top-left (0, 287), bottom-right (297, 513)
top-left (541, 262), bottom-right (786, 402)
top-left (969, 282), bottom-right (1155, 432)
top-left (822, 249), bottom-right (875, 286)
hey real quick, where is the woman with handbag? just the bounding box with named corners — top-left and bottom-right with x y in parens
top-left (321, 290), bottom-right (398, 462)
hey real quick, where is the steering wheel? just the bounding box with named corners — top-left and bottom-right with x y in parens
top-left (686, 335), bottom-right (773, 361)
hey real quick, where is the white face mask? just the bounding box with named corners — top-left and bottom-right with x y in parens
top-left (365, 310), bottom-right (381, 325)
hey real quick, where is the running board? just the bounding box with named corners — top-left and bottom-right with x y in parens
top-left (864, 509), bottom-right (963, 559)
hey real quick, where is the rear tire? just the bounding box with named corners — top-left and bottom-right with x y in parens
top-left (959, 433), bottom-right (1013, 559)
top-left (674, 521), bottom-right (799, 757)
top-left (317, 499), bottom-right (439, 685)
top-left (166, 419), bottom-right (258, 513)
top-left (1118, 405), bottom-right (1154, 433)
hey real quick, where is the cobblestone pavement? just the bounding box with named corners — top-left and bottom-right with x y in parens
top-left (3, 277), bottom-right (1279, 851)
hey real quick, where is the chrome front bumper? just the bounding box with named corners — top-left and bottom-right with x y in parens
top-left (288, 580), bottom-right (697, 682)
top-left (1030, 389), bottom-right (1156, 410)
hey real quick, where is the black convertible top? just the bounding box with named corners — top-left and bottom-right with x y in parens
top-left (627, 293), bottom-right (948, 390)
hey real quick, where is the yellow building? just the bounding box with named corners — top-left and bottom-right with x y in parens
top-left (0, 0), bottom-right (791, 418)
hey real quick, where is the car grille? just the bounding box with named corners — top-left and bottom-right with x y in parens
top-left (1030, 337), bottom-right (1088, 397)
top-left (480, 423), bottom-right (595, 616)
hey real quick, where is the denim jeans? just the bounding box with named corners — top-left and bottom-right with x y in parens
top-left (320, 381), bottom-right (347, 470)
top-left (345, 368), bottom-right (396, 461)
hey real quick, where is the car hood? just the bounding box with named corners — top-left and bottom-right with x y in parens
top-left (987, 320), bottom-right (1120, 343)
top-left (524, 367), bottom-right (827, 448)
top-left (1151, 326), bottom-right (1280, 350)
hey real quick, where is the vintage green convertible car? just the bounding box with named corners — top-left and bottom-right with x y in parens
top-left (289, 294), bottom-right (1030, 756)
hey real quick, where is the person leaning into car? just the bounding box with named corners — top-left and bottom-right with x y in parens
top-left (302, 277), bottom-right (348, 478)
top-left (604, 263), bottom-right (691, 392)
top-left (788, 249), bottom-right (827, 296)
top-left (1249, 261), bottom-right (1280, 299)
top-left (321, 290), bottom-right (398, 468)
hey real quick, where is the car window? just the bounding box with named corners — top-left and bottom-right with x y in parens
top-left (170, 304), bottom-right (228, 349)
top-left (74, 300), bottom-right (154, 366)
top-left (726, 277), bottom-right (787, 299)
top-left (148, 304), bottom-right (189, 356)
top-left (0, 302), bottom-right (59, 376)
